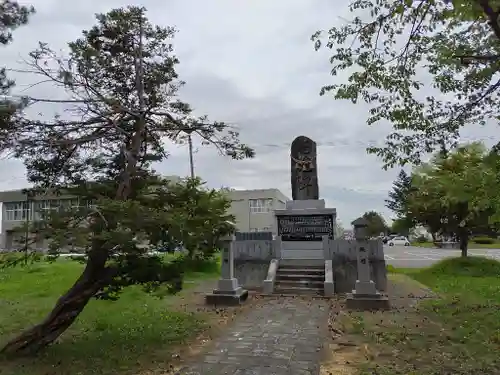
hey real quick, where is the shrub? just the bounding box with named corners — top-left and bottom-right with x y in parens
top-left (472, 236), bottom-right (496, 245)
top-left (386, 264), bottom-right (397, 273)
top-left (175, 252), bottom-right (221, 274)
top-left (415, 235), bottom-right (428, 243)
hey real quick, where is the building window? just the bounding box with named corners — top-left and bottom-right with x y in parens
top-left (249, 198), bottom-right (273, 213)
top-left (4, 198), bottom-right (84, 222)
top-left (4, 201), bottom-right (31, 221)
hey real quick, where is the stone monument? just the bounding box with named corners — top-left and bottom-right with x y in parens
top-left (274, 135), bottom-right (337, 260)
top-left (291, 136), bottom-right (319, 200)
top-left (346, 217), bottom-right (390, 310)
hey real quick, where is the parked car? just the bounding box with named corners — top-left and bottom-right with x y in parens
top-left (387, 236), bottom-right (410, 246)
top-left (382, 234), bottom-right (397, 244)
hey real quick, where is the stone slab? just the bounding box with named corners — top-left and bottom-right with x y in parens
top-left (212, 286), bottom-right (244, 295)
top-left (346, 293), bottom-right (390, 311)
top-left (205, 289), bottom-right (249, 306)
top-left (217, 278), bottom-right (239, 291)
top-left (354, 280), bottom-right (377, 295)
top-left (274, 207), bottom-right (337, 216)
top-left (285, 199), bottom-right (325, 210)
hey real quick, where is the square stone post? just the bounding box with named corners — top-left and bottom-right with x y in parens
top-left (220, 235), bottom-right (234, 277)
top-left (354, 240), bottom-right (377, 295)
top-left (346, 217), bottom-right (389, 310)
top-left (322, 235), bottom-right (330, 260)
top-left (273, 235), bottom-right (282, 258)
top-left (206, 235), bottom-right (249, 305)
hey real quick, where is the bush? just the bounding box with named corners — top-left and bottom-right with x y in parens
top-left (175, 252), bottom-right (221, 274)
top-left (472, 236), bottom-right (496, 244)
top-left (424, 256), bottom-right (500, 277)
top-left (415, 235), bottom-right (428, 243)
top-left (386, 264), bottom-right (397, 273)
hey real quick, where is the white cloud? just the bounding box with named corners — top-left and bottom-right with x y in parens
top-left (2, 0), bottom-right (497, 225)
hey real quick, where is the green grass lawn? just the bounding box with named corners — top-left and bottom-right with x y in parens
top-left (400, 257), bottom-right (500, 372)
top-left (361, 257), bottom-right (500, 374)
top-left (411, 241), bottom-right (500, 248)
top-left (0, 255), bottom-right (221, 375)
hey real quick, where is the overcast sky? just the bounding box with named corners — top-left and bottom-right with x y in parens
top-left (2, 0), bottom-right (498, 226)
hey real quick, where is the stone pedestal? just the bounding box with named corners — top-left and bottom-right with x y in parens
top-left (205, 235), bottom-right (249, 306)
top-left (346, 218), bottom-right (390, 310)
top-left (274, 200), bottom-right (336, 260)
top-left (345, 292), bottom-right (390, 310)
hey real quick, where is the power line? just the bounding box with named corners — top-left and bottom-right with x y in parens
top-left (249, 135), bottom-right (500, 150)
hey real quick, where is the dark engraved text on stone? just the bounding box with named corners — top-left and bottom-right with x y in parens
top-left (277, 215), bottom-right (333, 241)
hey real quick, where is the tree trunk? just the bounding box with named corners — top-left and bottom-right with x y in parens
top-left (1, 260), bottom-right (107, 355)
top-left (458, 227), bottom-right (468, 258)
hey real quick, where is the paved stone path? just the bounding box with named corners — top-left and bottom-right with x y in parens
top-left (177, 297), bottom-right (329, 375)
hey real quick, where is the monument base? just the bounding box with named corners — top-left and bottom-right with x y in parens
top-left (205, 279), bottom-right (249, 306)
top-left (286, 199), bottom-right (325, 210)
top-left (346, 292), bottom-right (390, 311)
top-left (354, 280), bottom-right (377, 295)
top-left (205, 289), bottom-right (249, 306)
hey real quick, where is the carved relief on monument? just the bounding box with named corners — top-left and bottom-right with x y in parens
top-left (290, 136), bottom-right (319, 200)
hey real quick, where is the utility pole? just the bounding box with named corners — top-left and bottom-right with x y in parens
top-left (23, 189), bottom-right (33, 265)
top-left (187, 131), bottom-right (194, 179)
top-left (177, 126), bottom-right (195, 178)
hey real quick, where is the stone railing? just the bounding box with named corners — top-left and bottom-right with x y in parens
top-left (224, 235), bottom-right (387, 294)
top-left (233, 240), bottom-right (276, 262)
top-left (323, 237), bottom-right (387, 293)
top-left (232, 239), bottom-right (278, 290)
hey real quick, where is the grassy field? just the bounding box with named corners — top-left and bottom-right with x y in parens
top-left (412, 241), bottom-right (500, 249)
top-left (0, 254), bottom-right (221, 375)
top-left (332, 256), bottom-right (500, 374)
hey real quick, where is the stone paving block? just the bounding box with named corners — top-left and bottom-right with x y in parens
top-left (178, 298), bottom-right (328, 375)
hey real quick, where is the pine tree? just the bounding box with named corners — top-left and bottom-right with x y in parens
top-left (0, 0), bottom-right (35, 150)
top-left (385, 170), bottom-right (412, 218)
top-left (1, 6), bottom-right (253, 354)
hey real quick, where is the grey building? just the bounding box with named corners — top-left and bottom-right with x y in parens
top-left (227, 188), bottom-right (289, 233)
top-left (0, 189), bottom-right (81, 251)
top-left (0, 186), bottom-right (289, 251)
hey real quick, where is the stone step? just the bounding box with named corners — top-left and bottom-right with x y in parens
top-left (277, 267), bottom-right (325, 275)
top-left (279, 264), bottom-right (324, 269)
top-left (276, 273), bottom-right (324, 280)
top-left (275, 279), bottom-right (324, 288)
top-left (278, 259), bottom-right (324, 267)
top-left (274, 286), bottom-right (324, 296)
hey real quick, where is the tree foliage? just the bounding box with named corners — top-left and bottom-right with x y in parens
top-left (313, 0), bottom-right (500, 167)
top-left (361, 210), bottom-right (389, 236)
top-left (385, 170), bottom-right (415, 235)
top-left (407, 142), bottom-right (499, 255)
top-left (0, 6), bottom-right (252, 354)
top-left (0, 0), bottom-right (35, 149)
top-left (386, 170), bottom-right (413, 218)
top-left (390, 217), bottom-right (412, 236)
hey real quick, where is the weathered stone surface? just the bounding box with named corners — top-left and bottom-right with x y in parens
top-left (233, 240), bottom-right (275, 260)
top-left (177, 298), bottom-right (328, 375)
top-left (332, 256), bottom-right (387, 293)
top-left (290, 136), bottom-right (319, 200)
top-left (346, 293), bottom-right (390, 311)
top-left (234, 263), bottom-right (269, 290)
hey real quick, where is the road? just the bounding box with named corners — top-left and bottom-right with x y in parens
top-left (384, 245), bottom-right (500, 268)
